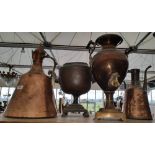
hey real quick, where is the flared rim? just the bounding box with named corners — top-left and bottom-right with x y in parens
top-left (63, 62), bottom-right (88, 67)
top-left (95, 34), bottom-right (123, 47)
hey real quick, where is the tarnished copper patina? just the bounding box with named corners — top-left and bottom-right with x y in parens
top-left (124, 66), bottom-right (152, 120)
top-left (4, 47), bottom-right (57, 118)
top-left (59, 62), bottom-right (91, 117)
top-left (88, 34), bottom-right (128, 120)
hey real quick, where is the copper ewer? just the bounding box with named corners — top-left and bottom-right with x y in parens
top-left (87, 34), bottom-right (129, 121)
top-left (59, 62), bottom-right (92, 117)
top-left (124, 66), bottom-right (152, 120)
top-left (4, 47), bottom-right (57, 118)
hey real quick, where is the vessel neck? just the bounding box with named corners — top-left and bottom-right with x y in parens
top-left (30, 63), bottom-right (43, 73)
top-left (101, 44), bottom-right (116, 49)
top-left (104, 91), bottom-right (115, 109)
top-left (73, 95), bottom-right (79, 104)
top-left (131, 80), bottom-right (140, 86)
top-left (130, 69), bottom-right (140, 86)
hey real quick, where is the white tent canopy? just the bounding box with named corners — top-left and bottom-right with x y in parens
top-left (0, 32), bottom-right (155, 88)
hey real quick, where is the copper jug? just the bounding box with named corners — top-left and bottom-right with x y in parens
top-left (4, 47), bottom-right (57, 118)
top-left (87, 34), bottom-right (128, 120)
top-left (124, 66), bottom-right (152, 120)
top-left (59, 62), bottom-right (91, 117)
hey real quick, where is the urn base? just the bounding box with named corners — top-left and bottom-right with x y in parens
top-left (62, 104), bottom-right (89, 117)
top-left (95, 109), bottom-right (126, 121)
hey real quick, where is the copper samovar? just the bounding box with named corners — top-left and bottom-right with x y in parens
top-left (4, 47), bottom-right (57, 118)
top-left (87, 34), bottom-right (128, 120)
top-left (59, 62), bottom-right (91, 117)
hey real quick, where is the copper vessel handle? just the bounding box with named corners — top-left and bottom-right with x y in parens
top-left (44, 51), bottom-right (58, 81)
top-left (51, 57), bottom-right (57, 73)
top-left (86, 40), bottom-right (96, 66)
top-left (87, 40), bottom-right (96, 55)
top-left (44, 51), bottom-right (58, 72)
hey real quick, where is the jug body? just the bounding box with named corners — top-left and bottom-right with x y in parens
top-left (124, 68), bottom-right (152, 120)
top-left (4, 47), bottom-right (57, 118)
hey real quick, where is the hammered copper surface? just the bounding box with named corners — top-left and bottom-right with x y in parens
top-left (91, 34), bottom-right (128, 120)
top-left (92, 47), bottom-right (128, 91)
top-left (124, 68), bottom-right (152, 120)
top-left (59, 62), bottom-right (91, 98)
top-left (125, 87), bottom-right (152, 120)
top-left (59, 62), bottom-right (91, 116)
top-left (4, 47), bottom-right (57, 118)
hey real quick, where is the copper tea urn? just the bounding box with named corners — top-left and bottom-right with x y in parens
top-left (4, 47), bottom-right (57, 118)
top-left (88, 34), bottom-right (128, 120)
top-left (59, 62), bottom-right (91, 117)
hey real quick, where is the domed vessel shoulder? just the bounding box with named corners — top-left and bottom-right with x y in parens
top-left (92, 34), bottom-right (128, 91)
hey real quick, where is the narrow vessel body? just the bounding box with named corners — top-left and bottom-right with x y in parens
top-left (125, 68), bottom-right (152, 120)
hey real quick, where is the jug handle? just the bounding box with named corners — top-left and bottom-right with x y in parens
top-left (44, 51), bottom-right (58, 79)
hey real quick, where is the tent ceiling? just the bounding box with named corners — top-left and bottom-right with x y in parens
top-left (0, 32), bottom-right (155, 50)
top-left (0, 32), bottom-right (155, 84)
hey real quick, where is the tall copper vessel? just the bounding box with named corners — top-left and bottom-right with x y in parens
top-left (59, 62), bottom-right (91, 117)
top-left (88, 34), bottom-right (128, 120)
top-left (124, 66), bottom-right (152, 120)
top-left (4, 47), bottom-right (57, 118)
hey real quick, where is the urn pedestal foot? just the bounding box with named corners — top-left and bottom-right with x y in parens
top-left (62, 104), bottom-right (89, 117)
top-left (95, 109), bottom-right (126, 121)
